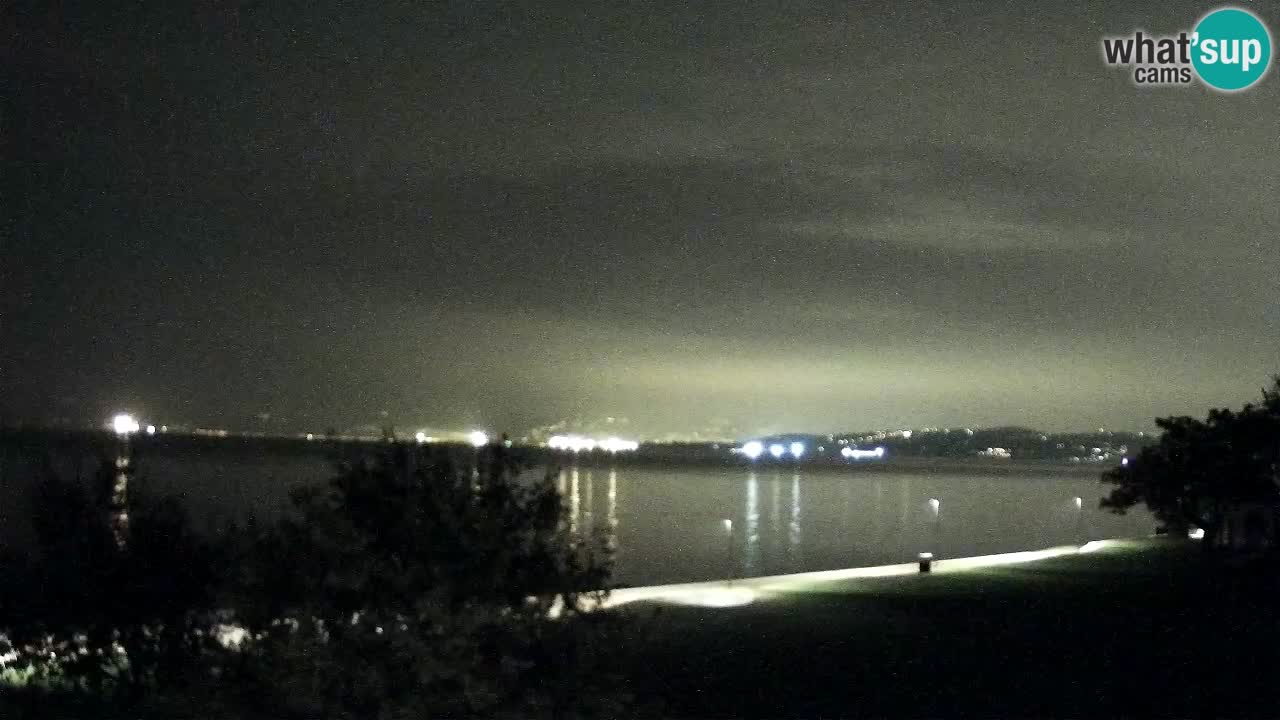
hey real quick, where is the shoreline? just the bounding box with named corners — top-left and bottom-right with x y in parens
top-left (1, 427), bottom-right (1116, 475)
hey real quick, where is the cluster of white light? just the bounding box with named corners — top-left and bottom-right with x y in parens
top-left (600, 437), bottom-right (640, 452)
top-left (414, 432), bottom-right (437, 444)
top-left (547, 435), bottom-right (640, 453)
top-left (111, 414), bottom-right (140, 436)
top-left (734, 440), bottom-right (806, 460)
top-left (468, 431), bottom-right (489, 448)
top-left (841, 446), bottom-right (886, 460)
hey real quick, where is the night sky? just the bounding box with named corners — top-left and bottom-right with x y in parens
top-left (6, 1), bottom-right (1278, 436)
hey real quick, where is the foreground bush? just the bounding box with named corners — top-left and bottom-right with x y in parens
top-left (226, 442), bottom-right (629, 717)
top-left (0, 440), bottom-right (635, 717)
top-left (0, 445), bottom-right (225, 699)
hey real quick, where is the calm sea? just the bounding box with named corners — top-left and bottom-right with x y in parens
top-left (0, 437), bottom-right (1153, 586)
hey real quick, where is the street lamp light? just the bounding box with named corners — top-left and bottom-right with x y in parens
top-left (111, 413), bottom-right (139, 436)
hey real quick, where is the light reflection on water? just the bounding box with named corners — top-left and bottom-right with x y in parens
top-left (743, 471), bottom-right (759, 575)
top-left (1, 446), bottom-right (1154, 588)
top-left (550, 465), bottom-right (1153, 586)
top-left (789, 472), bottom-right (802, 564)
top-left (606, 469), bottom-right (618, 556)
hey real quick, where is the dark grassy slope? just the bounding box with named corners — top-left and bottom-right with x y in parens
top-left (623, 540), bottom-right (1280, 718)
top-left (4, 539), bottom-right (1274, 718)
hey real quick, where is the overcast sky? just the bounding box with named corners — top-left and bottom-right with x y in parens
top-left (6, 0), bottom-right (1278, 435)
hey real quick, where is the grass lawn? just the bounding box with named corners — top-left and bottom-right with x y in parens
top-left (619, 538), bottom-right (1280, 718)
top-left (6, 538), bottom-right (1275, 718)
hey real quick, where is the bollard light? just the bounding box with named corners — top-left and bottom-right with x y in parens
top-left (918, 552), bottom-right (933, 573)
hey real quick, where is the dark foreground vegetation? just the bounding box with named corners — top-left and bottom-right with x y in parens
top-left (1102, 377), bottom-right (1280, 547)
top-left (0, 442), bottom-right (637, 718)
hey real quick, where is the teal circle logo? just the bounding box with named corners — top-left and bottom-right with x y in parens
top-left (1192, 8), bottom-right (1272, 91)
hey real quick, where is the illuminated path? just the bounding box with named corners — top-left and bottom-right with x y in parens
top-left (572, 539), bottom-right (1123, 613)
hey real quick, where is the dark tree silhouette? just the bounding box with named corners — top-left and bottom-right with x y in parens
top-left (1102, 378), bottom-right (1280, 546)
top-left (224, 440), bottom-right (630, 718)
top-left (0, 441), bottom-right (225, 700)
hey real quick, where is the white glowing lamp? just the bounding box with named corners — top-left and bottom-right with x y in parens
top-left (111, 414), bottom-right (140, 436)
top-left (740, 441), bottom-right (764, 460)
top-left (769, 443), bottom-right (786, 459)
top-left (468, 431), bottom-right (489, 448)
top-left (789, 442), bottom-right (805, 459)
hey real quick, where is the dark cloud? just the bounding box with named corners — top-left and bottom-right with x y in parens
top-left (6, 0), bottom-right (1278, 434)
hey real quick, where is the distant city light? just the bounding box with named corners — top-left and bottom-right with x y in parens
top-left (1188, 527), bottom-right (1205, 540)
top-left (769, 443), bottom-right (786, 459)
top-left (789, 442), bottom-right (805, 459)
top-left (738, 441), bottom-right (764, 460)
top-left (111, 413), bottom-right (140, 436)
top-left (468, 431), bottom-right (489, 448)
top-left (1120, 457), bottom-right (1129, 467)
top-left (306, 433), bottom-right (315, 441)
top-left (550, 435), bottom-right (593, 452)
top-left (840, 446), bottom-right (886, 460)
top-left (548, 434), bottom-right (639, 453)
top-left (928, 498), bottom-right (940, 515)
top-left (414, 431), bottom-right (431, 443)
top-left (145, 425), bottom-right (156, 435)
top-left (599, 437), bottom-right (640, 453)
top-left (722, 518), bottom-right (733, 533)
top-left (1074, 496), bottom-right (1083, 510)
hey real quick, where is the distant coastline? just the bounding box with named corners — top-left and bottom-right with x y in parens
top-left (1, 427), bottom-right (1120, 476)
